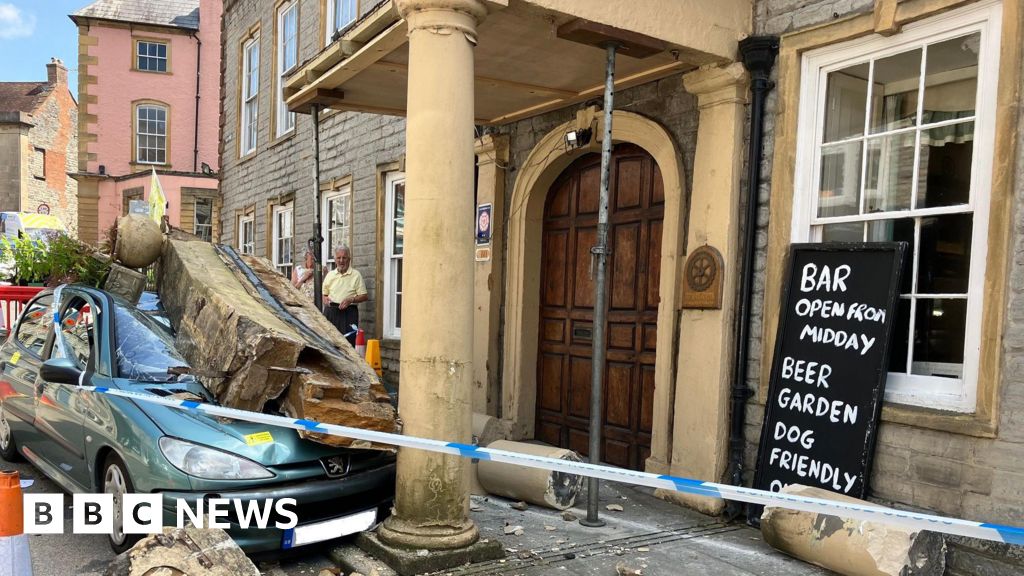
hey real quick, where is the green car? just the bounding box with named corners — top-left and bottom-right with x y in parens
top-left (0, 285), bottom-right (395, 553)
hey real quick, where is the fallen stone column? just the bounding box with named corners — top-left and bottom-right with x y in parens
top-left (760, 484), bottom-right (945, 576)
top-left (104, 527), bottom-right (260, 576)
top-left (477, 440), bottom-right (583, 510)
top-left (158, 239), bottom-right (398, 448)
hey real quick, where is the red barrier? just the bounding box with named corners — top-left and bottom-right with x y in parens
top-left (0, 286), bottom-right (45, 332)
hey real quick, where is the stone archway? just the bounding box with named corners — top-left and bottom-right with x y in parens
top-left (501, 109), bottom-right (687, 473)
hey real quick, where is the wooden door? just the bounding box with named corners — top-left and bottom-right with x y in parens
top-left (535, 144), bottom-right (664, 471)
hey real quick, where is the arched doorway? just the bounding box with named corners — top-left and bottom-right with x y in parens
top-left (534, 144), bottom-right (664, 471)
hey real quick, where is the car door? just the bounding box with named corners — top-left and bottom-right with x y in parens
top-left (33, 291), bottom-right (99, 490)
top-left (0, 293), bottom-right (53, 440)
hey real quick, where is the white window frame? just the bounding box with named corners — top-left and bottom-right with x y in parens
top-left (322, 186), bottom-right (351, 268)
top-left (194, 197), bottom-right (214, 242)
top-left (383, 172), bottom-right (404, 339)
top-left (238, 215), bottom-right (254, 255)
top-left (791, 1), bottom-right (1001, 412)
top-left (276, 1), bottom-right (298, 138)
top-left (241, 35), bottom-right (260, 156)
top-left (325, 0), bottom-right (359, 45)
top-left (136, 104), bottom-right (167, 165)
top-left (136, 40), bottom-right (168, 73)
top-left (272, 203), bottom-right (294, 277)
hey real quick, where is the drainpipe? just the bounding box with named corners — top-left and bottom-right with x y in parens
top-left (311, 104), bottom-right (324, 309)
top-left (192, 33), bottom-right (202, 173)
top-left (725, 36), bottom-right (779, 520)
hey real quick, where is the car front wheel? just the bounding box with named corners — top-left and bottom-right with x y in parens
top-left (103, 454), bottom-right (142, 554)
top-left (0, 401), bottom-right (21, 462)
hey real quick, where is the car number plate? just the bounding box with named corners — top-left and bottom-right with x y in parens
top-left (282, 508), bottom-right (377, 549)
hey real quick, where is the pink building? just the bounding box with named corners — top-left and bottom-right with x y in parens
top-left (70, 0), bottom-right (222, 245)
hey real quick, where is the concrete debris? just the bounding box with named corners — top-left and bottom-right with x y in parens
top-left (317, 570), bottom-right (341, 576)
top-left (104, 527), bottom-right (259, 576)
top-left (511, 501), bottom-right (529, 511)
top-left (544, 525), bottom-right (557, 531)
top-left (615, 561), bottom-right (644, 575)
top-left (561, 511), bottom-right (578, 522)
top-left (637, 547), bottom-right (650, 552)
top-left (761, 484), bottom-right (945, 576)
top-left (157, 239), bottom-right (398, 449)
top-left (503, 525), bottom-right (525, 536)
top-left (606, 504), bottom-right (624, 512)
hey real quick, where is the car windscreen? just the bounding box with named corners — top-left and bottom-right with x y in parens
top-left (113, 302), bottom-right (189, 382)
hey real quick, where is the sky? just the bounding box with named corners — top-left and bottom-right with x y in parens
top-left (0, 1), bottom-right (85, 89)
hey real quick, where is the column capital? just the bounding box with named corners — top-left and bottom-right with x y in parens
top-left (396, 0), bottom-right (488, 33)
top-left (475, 133), bottom-right (509, 166)
top-left (682, 63), bottom-right (749, 109)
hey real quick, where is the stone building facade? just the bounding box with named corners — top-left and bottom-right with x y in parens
top-left (221, 0), bottom-right (1024, 570)
top-left (0, 59), bottom-right (79, 234)
top-left (740, 0), bottom-right (1024, 573)
top-left (219, 0), bottom-right (406, 353)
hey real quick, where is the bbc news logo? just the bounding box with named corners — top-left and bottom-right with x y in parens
top-left (23, 494), bottom-right (298, 534)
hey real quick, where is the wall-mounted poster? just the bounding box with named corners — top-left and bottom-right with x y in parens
top-left (476, 203), bottom-right (492, 246)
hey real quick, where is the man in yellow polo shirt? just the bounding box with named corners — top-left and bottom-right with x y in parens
top-left (322, 245), bottom-right (368, 346)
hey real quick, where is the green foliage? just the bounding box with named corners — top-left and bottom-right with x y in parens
top-left (0, 233), bottom-right (110, 287)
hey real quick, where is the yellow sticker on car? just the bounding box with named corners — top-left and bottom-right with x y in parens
top-left (244, 431), bottom-right (274, 446)
top-left (9, 351), bottom-right (20, 365)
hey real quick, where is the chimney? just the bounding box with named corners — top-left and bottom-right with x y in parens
top-left (46, 58), bottom-right (67, 86)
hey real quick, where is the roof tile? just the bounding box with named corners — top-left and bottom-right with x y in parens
top-left (72, 0), bottom-right (200, 30)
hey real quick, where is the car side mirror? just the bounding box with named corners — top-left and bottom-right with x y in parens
top-left (41, 358), bottom-right (83, 385)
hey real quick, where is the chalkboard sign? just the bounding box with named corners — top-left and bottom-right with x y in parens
top-left (753, 242), bottom-right (906, 507)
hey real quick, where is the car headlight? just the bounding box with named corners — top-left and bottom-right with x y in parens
top-left (159, 437), bottom-right (274, 480)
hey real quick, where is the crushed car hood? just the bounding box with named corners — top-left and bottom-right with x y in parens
top-left (117, 379), bottom-right (348, 466)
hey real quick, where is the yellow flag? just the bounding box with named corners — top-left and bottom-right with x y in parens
top-left (148, 168), bottom-right (167, 224)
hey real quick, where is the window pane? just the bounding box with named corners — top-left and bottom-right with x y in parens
top-left (870, 48), bottom-right (922, 134)
top-left (819, 222), bottom-right (863, 242)
top-left (864, 131), bottom-right (914, 213)
top-left (393, 181), bottom-right (405, 254)
top-left (822, 63), bottom-right (868, 142)
top-left (923, 34), bottom-right (978, 117)
top-left (911, 298), bottom-right (966, 377)
top-left (16, 296), bottom-right (52, 356)
top-left (917, 121), bottom-right (973, 208)
top-left (817, 141), bottom-right (861, 217)
top-left (867, 218), bottom-right (915, 294)
top-left (195, 199), bottom-right (212, 226)
top-left (886, 299), bottom-right (912, 373)
top-left (918, 213), bottom-right (971, 294)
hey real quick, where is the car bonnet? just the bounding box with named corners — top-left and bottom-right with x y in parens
top-left (124, 380), bottom-right (348, 467)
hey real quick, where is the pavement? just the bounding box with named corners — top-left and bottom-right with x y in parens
top-left (333, 481), bottom-right (833, 576)
top-left (9, 454), bottom-right (832, 576)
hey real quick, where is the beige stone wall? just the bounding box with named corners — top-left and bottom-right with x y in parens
top-left (23, 89), bottom-right (79, 236)
top-left (0, 122), bottom-right (29, 212)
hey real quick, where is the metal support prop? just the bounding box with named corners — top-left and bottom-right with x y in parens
top-left (581, 42), bottom-right (617, 529)
top-left (311, 104), bottom-right (325, 309)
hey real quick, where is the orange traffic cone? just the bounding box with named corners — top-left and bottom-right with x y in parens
top-left (365, 339), bottom-right (382, 377)
top-left (0, 470), bottom-right (31, 576)
top-left (354, 329), bottom-right (367, 359)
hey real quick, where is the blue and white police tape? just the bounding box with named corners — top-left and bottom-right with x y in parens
top-left (81, 385), bottom-right (1024, 546)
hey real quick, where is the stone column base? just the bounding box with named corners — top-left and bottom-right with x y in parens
top-left (357, 531), bottom-right (505, 576)
top-left (655, 488), bottom-right (726, 517)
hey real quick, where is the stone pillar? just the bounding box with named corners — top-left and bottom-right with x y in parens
top-left (472, 134), bottom-right (508, 417)
top-left (377, 0), bottom-right (487, 552)
top-left (658, 63), bottom-right (749, 515)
